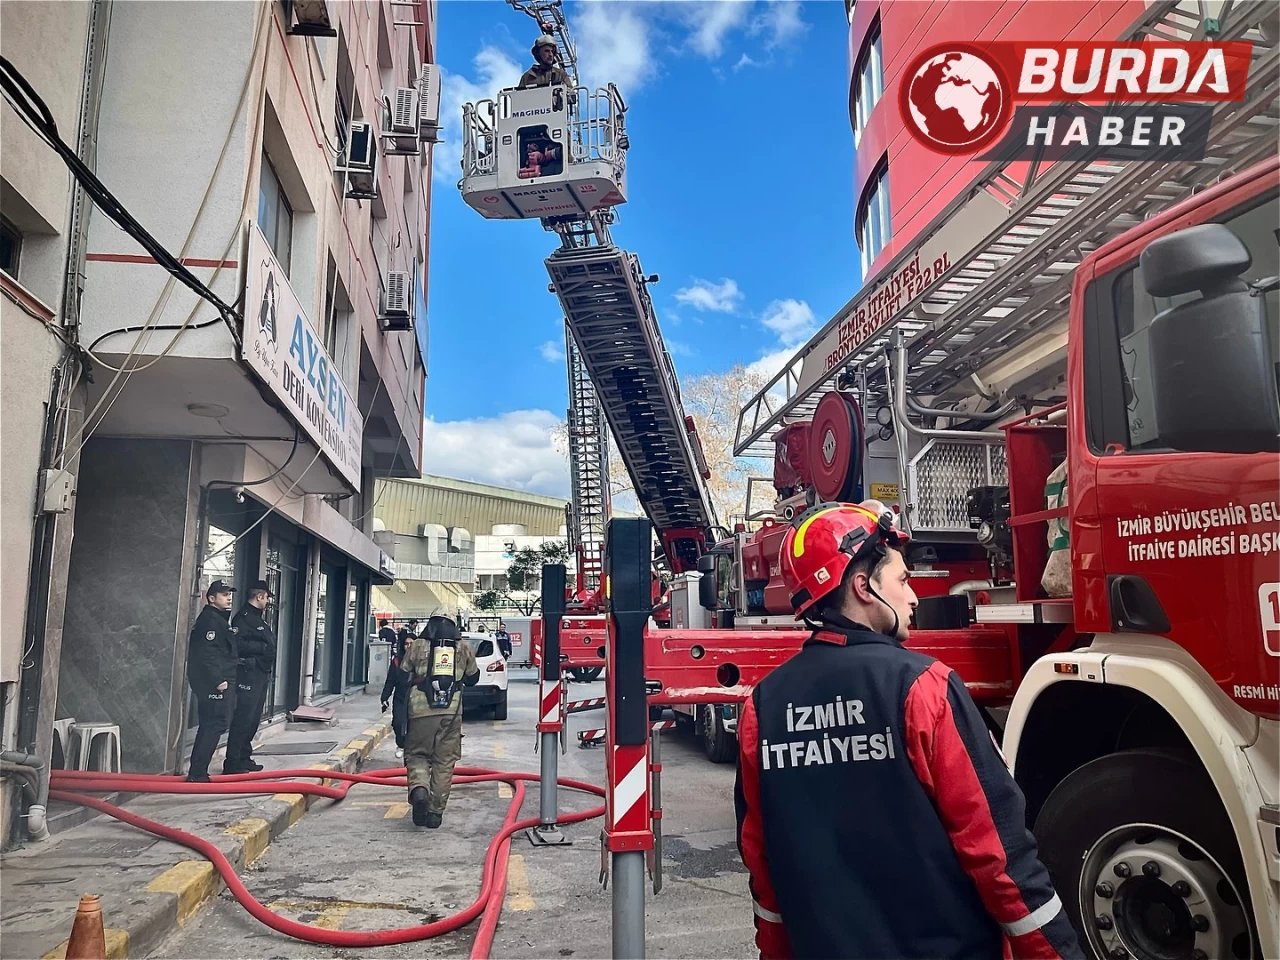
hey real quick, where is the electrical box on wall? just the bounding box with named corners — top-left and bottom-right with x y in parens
top-left (40, 468), bottom-right (76, 513)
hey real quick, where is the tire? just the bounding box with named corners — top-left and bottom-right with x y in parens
top-left (492, 691), bottom-right (508, 721)
top-left (702, 704), bottom-right (736, 764)
top-left (568, 666), bottom-right (602, 683)
top-left (1034, 749), bottom-right (1256, 960)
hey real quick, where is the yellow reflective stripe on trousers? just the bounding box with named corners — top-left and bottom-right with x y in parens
top-left (1001, 893), bottom-right (1062, 938)
top-left (752, 900), bottom-right (783, 924)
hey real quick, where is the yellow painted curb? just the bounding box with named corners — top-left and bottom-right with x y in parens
top-left (42, 928), bottom-right (129, 960)
top-left (361, 726), bottom-right (383, 739)
top-left (271, 790), bottom-right (307, 825)
top-left (224, 817), bottom-right (271, 866)
top-left (347, 737), bottom-right (371, 758)
top-left (146, 860), bottom-right (218, 924)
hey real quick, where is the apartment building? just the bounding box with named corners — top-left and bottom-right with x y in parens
top-left (1, 0), bottom-right (438, 843)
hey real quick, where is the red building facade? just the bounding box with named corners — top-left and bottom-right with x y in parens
top-left (846, 0), bottom-right (1147, 280)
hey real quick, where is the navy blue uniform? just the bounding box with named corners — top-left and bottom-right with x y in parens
top-left (734, 625), bottom-right (1082, 960)
top-left (186, 605), bottom-right (239, 778)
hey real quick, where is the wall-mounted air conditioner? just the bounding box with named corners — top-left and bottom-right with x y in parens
top-left (383, 87), bottom-right (420, 156)
top-left (380, 270), bottom-right (413, 331)
top-left (340, 120), bottom-right (378, 199)
top-left (418, 64), bottom-right (442, 143)
top-left (288, 0), bottom-right (337, 36)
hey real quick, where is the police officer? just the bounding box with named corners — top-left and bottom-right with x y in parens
top-left (401, 615), bottom-right (480, 828)
top-left (186, 580), bottom-right (239, 782)
top-left (225, 580), bottom-right (277, 774)
top-left (735, 502), bottom-right (1082, 960)
top-left (517, 34), bottom-right (569, 90)
top-left (494, 622), bottom-right (513, 660)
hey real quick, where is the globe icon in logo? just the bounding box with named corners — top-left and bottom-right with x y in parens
top-left (901, 46), bottom-right (1012, 154)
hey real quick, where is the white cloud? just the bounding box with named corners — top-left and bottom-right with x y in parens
top-left (677, 1), bottom-right (753, 58)
top-left (572, 2), bottom-right (655, 92)
top-left (666, 339), bottom-right (694, 357)
top-left (422, 410), bottom-right (570, 497)
top-left (674, 278), bottom-right (743, 313)
top-left (734, 53), bottom-right (760, 71)
top-left (759, 298), bottom-right (817, 346)
top-left (745, 345), bottom-right (799, 382)
top-left (749, 1), bottom-right (808, 50)
top-left (433, 46), bottom-right (523, 184)
top-left (540, 340), bottom-right (565, 362)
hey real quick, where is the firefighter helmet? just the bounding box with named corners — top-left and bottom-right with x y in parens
top-left (779, 502), bottom-right (909, 619)
top-left (532, 35), bottom-right (558, 57)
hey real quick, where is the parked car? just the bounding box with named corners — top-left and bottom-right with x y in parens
top-left (461, 632), bottom-right (509, 720)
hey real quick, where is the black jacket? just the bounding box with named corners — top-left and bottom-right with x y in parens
top-left (187, 605), bottom-right (238, 695)
top-left (231, 604), bottom-right (277, 675)
top-left (735, 625), bottom-right (1081, 960)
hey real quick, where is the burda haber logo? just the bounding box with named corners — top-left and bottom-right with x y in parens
top-left (900, 40), bottom-right (1252, 162)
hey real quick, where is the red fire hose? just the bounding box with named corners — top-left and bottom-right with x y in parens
top-left (48, 765), bottom-right (605, 955)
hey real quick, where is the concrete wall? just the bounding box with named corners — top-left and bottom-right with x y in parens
top-left (59, 439), bottom-right (200, 773)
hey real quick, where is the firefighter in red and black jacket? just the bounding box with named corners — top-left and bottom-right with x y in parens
top-left (734, 502), bottom-right (1083, 960)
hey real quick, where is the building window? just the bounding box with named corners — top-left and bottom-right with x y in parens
top-left (257, 154), bottom-right (293, 276)
top-left (857, 163), bottom-right (892, 277)
top-left (0, 216), bottom-right (21, 277)
top-left (852, 23), bottom-right (883, 145)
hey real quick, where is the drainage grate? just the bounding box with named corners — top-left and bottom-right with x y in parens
top-left (252, 740), bottom-right (339, 756)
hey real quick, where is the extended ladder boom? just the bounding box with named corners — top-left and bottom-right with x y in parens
top-left (547, 243), bottom-right (719, 572)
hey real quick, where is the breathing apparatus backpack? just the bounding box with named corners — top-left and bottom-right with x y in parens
top-left (418, 615), bottom-right (462, 709)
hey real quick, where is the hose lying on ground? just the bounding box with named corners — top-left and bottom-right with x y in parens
top-left (49, 766), bottom-right (605, 954)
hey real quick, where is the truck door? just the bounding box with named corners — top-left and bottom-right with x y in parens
top-left (1083, 183), bottom-right (1279, 717)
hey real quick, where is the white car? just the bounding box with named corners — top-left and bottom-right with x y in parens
top-left (461, 632), bottom-right (509, 720)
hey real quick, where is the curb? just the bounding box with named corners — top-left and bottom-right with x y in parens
top-left (40, 720), bottom-right (394, 959)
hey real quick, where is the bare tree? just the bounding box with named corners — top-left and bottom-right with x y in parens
top-left (551, 365), bottom-right (772, 528)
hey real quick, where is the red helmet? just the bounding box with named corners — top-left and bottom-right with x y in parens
top-left (779, 502), bottom-right (910, 619)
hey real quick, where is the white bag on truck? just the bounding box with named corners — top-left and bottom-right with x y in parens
top-left (1040, 460), bottom-right (1072, 598)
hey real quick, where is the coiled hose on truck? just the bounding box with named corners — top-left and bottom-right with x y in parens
top-left (49, 766), bottom-right (605, 956)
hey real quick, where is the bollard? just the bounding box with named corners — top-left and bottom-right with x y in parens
top-left (604, 517), bottom-right (653, 959)
top-left (529, 563), bottom-right (570, 847)
top-left (650, 724), bottom-right (664, 895)
top-left (65, 894), bottom-right (107, 960)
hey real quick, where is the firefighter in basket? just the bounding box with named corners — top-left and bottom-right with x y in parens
top-left (734, 501), bottom-right (1082, 960)
top-left (518, 34), bottom-right (569, 90)
top-left (401, 615), bottom-right (480, 828)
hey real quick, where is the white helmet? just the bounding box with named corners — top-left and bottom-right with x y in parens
top-left (532, 34), bottom-right (557, 57)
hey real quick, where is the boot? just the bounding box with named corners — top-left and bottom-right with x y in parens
top-left (424, 811), bottom-right (443, 829)
top-left (410, 786), bottom-right (429, 826)
top-left (186, 772), bottom-right (211, 783)
top-left (242, 759), bottom-right (264, 772)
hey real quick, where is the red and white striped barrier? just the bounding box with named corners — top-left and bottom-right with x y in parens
top-left (579, 720), bottom-right (675, 747)
top-left (608, 742), bottom-right (650, 841)
top-left (566, 696), bottom-right (606, 715)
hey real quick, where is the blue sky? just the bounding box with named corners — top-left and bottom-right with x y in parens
top-left (422, 0), bottom-right (858, 494)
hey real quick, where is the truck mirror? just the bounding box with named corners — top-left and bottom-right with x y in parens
top-left (1141, 223), bottom-right (1280, 453)
top-left (696, 554), bottom-right (715, 574)
top-left (698, 569), bottom-right (718, 612)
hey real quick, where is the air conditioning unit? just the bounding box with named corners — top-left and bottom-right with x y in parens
top-left (418, 64), bottom-right (442, 143)
top-left (380, 270), bottom-right (413, 331)
top-left (382, 87), bottom-right (421, 156)
top-left (340, 120), bottom-right (378, 199)
top-left (288, 0), bottom-right (337, 37)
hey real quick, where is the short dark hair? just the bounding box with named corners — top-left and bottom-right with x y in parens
top-left (249, 587), bottom-right (270, 602)
top-left (811, 547), bottom-right (891, 623)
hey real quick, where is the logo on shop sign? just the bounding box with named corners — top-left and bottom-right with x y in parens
top-left (257, 264), bottom-right (279, 344)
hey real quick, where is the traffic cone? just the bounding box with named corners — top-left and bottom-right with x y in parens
top-left (64, 894), bottom-right (107, 960)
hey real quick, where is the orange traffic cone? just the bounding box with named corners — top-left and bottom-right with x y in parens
top-left (64, 894), bottom-right (107, 960)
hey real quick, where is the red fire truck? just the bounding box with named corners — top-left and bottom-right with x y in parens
top-left (634, 157), bottom-right (1279, 958)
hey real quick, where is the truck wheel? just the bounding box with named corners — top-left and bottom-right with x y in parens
top-left (568, 667), bottom-right (602, 683)
top-left (492, 691), bottom-right (508, 721)
top-left (702, 705), bottom-right (736, 764)
top-left (1034, 749), bottom-right (1256, 960)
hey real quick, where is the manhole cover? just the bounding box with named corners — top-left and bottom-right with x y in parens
top-left (252, 740), bottom-right (339, 756)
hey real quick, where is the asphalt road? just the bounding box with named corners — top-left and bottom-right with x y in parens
top-left (150, 671), bottom-right (757, 959)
